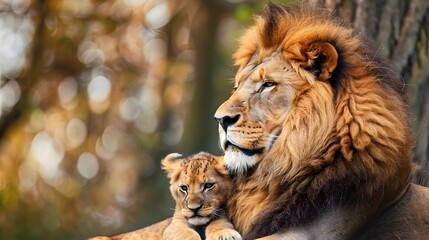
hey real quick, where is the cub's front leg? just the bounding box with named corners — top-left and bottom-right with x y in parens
top-left (205, 217), bottom-right (242, 240)
top-left (162, 213), bottom-right (201, 240)
top-left (163, 225), bottom-right (201, 240)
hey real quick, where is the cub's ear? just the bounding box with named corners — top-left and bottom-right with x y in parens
top-left (161, 153), bottom-right (183, 181)
top-left (213, 156), bottom-right (229, 177)
top-left (284, 41), bottom-right (338, 82)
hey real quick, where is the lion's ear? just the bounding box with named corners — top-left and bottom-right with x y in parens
top-left (285, 41), bottom-right (338, 82)
top-left (161, 153), bottom-right (183, 181)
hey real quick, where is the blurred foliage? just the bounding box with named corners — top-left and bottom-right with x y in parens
top-left (0, 0), bottom-right (265, 239)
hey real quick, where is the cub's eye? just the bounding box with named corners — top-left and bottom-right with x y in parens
top-left (203, 183), bottom-right (215, 190)
top-left (179, 185), bottom-right (188, 192)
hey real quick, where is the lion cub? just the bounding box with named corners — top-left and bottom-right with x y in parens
top-left (161, 152), bottom-right (241, 240)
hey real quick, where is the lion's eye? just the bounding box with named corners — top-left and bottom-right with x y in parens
top-left (262, 81), bottom-right (276, 88)
top-left (203, 183), bottom-right (215, 190)
top-left (259, 81), bottom-right (276, 93)
top-left (179, 185), bottom-right (188, 192)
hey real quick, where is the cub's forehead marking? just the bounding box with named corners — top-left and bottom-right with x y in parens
top-left (182, 158), bottom-right (212, 185)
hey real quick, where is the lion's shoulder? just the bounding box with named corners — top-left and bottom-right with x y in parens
top-left (353, 184), bottom-right (429, 239)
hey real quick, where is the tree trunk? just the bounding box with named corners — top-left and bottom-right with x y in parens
top-left (180, 0), bottom-right (258, 153)
top-left (309, 0), bottom-right (429, 186)
top-left (180, 0), bottom-right (223, 153)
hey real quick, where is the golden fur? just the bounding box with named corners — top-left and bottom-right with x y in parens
top-left (214, 3), bottom-right (429, 239)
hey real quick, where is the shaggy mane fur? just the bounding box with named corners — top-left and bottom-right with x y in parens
top-left (228, 3), bottom-right (414, 239)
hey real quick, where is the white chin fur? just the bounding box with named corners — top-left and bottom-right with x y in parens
top-left (187, 217), bottom-right (211, 226)
top-left (224, 147), bottom-right (257, 175)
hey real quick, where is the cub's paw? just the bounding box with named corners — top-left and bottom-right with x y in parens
top-left (163, 228), bottom-right (201, 240)
top-left (207, 229), bottom-right (242, 240)
top-left (181, 234), bottom-right (201, 240)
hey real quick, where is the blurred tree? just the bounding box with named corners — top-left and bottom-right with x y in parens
top-left (309, 0), bottom-right (429, 186)
top-left (0, 0), bottom-right (200, 239)
top-left (180, 0), bottom-right (259, 154)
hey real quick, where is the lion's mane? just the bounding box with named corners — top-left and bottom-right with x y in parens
top-left (227, 4), bottom-right (414, 239)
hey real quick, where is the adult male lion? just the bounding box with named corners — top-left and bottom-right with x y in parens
top-left (92, 3), bottom-right (429, 240)
top-left (213, 3), bottom-right (429, 240)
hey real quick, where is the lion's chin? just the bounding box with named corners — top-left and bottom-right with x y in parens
top-left (224, 144), bottom-right (262, 175)
top-left (187, 216), bottom-right (211, 226)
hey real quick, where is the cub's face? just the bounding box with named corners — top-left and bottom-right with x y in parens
top-left (162, 152), bottom-right (232, 226)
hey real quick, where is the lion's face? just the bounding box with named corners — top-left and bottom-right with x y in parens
top-left (215, 39), bottom-right (340, 174)
top-left (162, 153), bottom-right (231, 226)
top-left (215, 52), bottom-right (298, 173)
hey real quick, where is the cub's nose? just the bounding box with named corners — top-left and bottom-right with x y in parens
top-left (214, 115), bottom-right (240, 131)
top-left (188, 204), bottom-right (202, 214)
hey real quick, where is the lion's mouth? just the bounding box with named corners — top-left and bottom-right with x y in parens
top-left (225, 141), bottom-right (263, 156)
top-left (186, 215), bottom-right (211, 226)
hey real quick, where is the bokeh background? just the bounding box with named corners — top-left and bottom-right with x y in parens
top-left (0, 0), bottom-right (428, 239)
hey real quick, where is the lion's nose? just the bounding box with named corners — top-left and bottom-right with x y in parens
top-left (215, 115), bottom-right (240, 131)
top-left (188, 204), bottom-right (202, 214)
